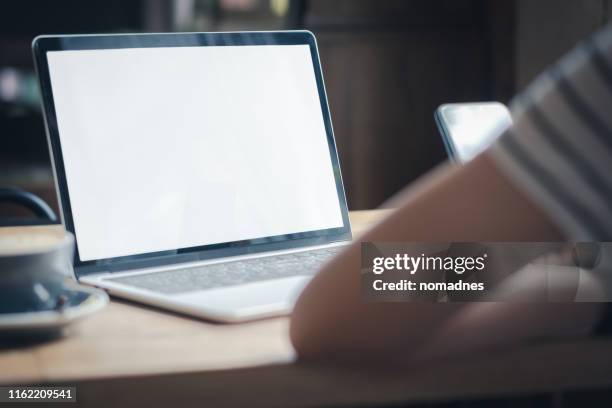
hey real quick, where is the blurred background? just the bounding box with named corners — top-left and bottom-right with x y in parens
top-left (1, 0), bottom-right (610, 221)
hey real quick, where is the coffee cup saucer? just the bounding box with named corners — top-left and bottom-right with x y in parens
top-left (0, 282), bottom-right (108, 339)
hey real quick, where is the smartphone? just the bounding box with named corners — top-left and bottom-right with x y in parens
top-left (434, 102), bottom-right (512, 163)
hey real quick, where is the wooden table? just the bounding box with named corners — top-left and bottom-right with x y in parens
top-left (2, 210), bottom-right (612, 407)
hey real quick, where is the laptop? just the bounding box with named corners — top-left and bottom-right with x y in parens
top-left (32, 31), bottom-right (351, 322)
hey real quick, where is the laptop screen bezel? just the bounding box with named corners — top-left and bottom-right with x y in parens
top-left (32, 31), bottom-right (351, 276)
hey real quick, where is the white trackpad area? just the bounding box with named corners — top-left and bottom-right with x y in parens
top-left (173, 276), bottom-right (311, 321)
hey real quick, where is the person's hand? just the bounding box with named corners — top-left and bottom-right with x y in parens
top-left (416, 263), bottom-right (606, 361)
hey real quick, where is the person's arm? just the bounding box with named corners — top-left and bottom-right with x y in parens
top-left (290, 153), bottom-right (600, 362)
top-left (291, 24), bottom-right (612, 362)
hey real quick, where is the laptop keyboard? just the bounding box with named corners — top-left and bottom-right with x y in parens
top-left (105, 246), bottom-right (344, 295)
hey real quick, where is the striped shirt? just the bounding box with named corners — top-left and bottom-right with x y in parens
top-left (490, 23), bottom-right (612, 241)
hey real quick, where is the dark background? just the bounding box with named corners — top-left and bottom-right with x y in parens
top-left (1, 0), bottom-right (610, 221)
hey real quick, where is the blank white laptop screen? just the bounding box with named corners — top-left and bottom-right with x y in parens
top-left (46, 44), bottom-right (344, 261)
